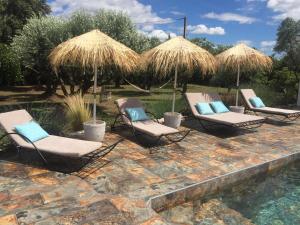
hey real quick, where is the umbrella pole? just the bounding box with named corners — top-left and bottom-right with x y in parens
top-left (172, 65), bottom-right (178, 113)
top-left (93, 65), bottom-right (98, 124)
top-left (235, 64), bottom-right (240, 107)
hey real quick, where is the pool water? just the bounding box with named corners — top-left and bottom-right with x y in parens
top-left (220, 160), bottom-right (300, 225)
top-left (160, 160), bottom-right (300, 225)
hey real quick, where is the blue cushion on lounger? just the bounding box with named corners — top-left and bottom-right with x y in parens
top-left (125, 107), bottom-right (149, 122)
top-left (249, 97), bottom-right (265, 108)
top-left (196, 102), bottom-right (215, 115)
top-left (210, 101), bottom-right (230, 113)
top-left (15, 121), bottom-right (49, 142)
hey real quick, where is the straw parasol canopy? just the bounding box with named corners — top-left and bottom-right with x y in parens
top-left (216, 43), bottom-right (272, 106)
top-left (49, 29), bottom-right (139, 73)
top-left (49, 29), bottom-right (139, 122)
top-left (142, 36), bottom-right (216, 112)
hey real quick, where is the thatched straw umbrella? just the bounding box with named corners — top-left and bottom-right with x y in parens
top-left (143, 36), bottom-right (216, 113)
top-left (216, 43), bottom-right (272, 106)
top-left (49, 29), bottom-right (139, 123)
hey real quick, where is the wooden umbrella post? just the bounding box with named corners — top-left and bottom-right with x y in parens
top-left (93, 65), bottom-right (98, 124)
top-left (235, 63), bottom-right (240, 107)
top-left (172, 65), bottom-right (178, 113)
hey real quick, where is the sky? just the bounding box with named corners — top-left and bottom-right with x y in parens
top-left (47, 0), bottom-right (300, 55)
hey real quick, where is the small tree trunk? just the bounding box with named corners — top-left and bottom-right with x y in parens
top-left (114, 76), bottom-right (121, 88)
top-left (182, 80), bottom-right (188, 94)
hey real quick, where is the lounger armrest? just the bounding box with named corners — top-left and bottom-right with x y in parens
top-left (145, 111), bottom-right (159, 123)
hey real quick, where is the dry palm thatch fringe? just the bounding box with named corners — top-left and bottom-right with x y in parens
top-left (142, 36), bottom-right (217, 78)
top-left (216, 43), bottom-right (273, 72)
top-left (49, 29), bottom-right (139, 74)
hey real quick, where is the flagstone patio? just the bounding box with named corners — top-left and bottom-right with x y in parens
top-left (0, 119), bottom-right (299, 224)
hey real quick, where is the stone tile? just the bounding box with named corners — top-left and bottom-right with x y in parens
top-left (0, 120), bottom-right (299, 224)
top-left (0, 214), bottom-right (18, 225)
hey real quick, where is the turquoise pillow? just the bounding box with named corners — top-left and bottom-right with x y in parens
top-left (249, 97), bottom-right (265, 108)
top-left (196, 102), bottom-right (215, 115)
top-left (125, 107), bottom-right (149, 122)
top-left (210, 101), bottom-right (229, 113)
top-left (15, 121), bottom-right (49, 143)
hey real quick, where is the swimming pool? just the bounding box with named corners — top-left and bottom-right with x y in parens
top-left (159, 160), bottom-right (300, 225)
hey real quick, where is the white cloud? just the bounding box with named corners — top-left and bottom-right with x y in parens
top-left (237, 40), bottom-right (253, 45)
top-left (260, 40), bottom-right (276, 52)
top-left (187, 24), bottom-right (225, 35)
top-left (203, 12), bottom-right (257, 24)
top-left (170, 11), bottom-right (185, 16)
top-left (49, 0), bottom-right (173, 25)
top-left (267, 0), bottom-right (300, 20)
top-left (140, 30), bottom-right (177, 41)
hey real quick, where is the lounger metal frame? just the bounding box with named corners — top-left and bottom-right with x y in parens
top-left (194, 116), bottom-right (264, 131)
top-left (0, 131), bottom-right (123, 172)
top-left (241, 95), bottom-right (300, 122)
top-left (111, 111), bottom-right (190, 152)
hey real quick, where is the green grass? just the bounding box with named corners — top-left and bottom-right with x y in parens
top-left (0, 83), bottom-right (285, 134)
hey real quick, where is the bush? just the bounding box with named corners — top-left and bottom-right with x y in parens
top-left (0, 44), bottom-right (22, 85)
top-left (64, 94), bottom-right (91, 132)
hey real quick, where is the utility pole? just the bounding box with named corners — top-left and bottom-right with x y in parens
top-left (177, 16), bottom-right (187, 39)
top-left (183, 16), bottom-right (187, 38)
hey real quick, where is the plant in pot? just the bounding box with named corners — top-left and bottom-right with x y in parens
top-left (64, 94), bottom-right (106, 142)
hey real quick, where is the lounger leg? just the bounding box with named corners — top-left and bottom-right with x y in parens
top-left (0, 132), bottom-right (48, 165)
top-left (75, 138), bottom-right (124, 173)
top-left (111, 114), bottom-right (123, 131)
top-left (164, 129), bottom-right (191, 143)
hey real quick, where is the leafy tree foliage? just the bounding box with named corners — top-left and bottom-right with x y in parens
top-left (190, 38), bottom-right (231, 55)
top-left (0, 44), bottom-right (22, 85)
top-left (12, 10), bottom-right (160, 95)
top-left (274, 17), bottom-right (300, 104)
top-left (0, 0), bottom-right (51, 43)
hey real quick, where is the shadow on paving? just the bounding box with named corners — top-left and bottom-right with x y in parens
top-left (0, 146), bottom-right (111, 177)
top-left (182, 119), bottom-right (257, 139)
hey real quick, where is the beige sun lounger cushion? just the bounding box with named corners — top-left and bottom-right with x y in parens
top-left (240, 89), bottom-right (300, 116)
top-left (115, 98), bottom-right (179, 137)
top-left (0, 110), bottom-right (102, 157)
top-left (130, 120), bottom-right (178, 137)
top-left (185, 92), bottom-right (265, 126)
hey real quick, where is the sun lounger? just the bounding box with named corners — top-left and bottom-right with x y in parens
top-left (241, 89), bottom-right (300, 122)
top-left (184, 92), bottom-right (265, 130)
top-left (0, 109), bottom-right (123, 171)
top-left (111, 98), bottom-right (190, 148)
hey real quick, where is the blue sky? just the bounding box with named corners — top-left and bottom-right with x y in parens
top-left (47, 0), bottom-right (300, 55)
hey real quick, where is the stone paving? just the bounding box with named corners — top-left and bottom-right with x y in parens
top-left (0, 119), bottom-right (299, 224)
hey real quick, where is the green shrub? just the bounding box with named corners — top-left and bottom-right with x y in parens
top-left (0, 44), bottom-right (22, 85)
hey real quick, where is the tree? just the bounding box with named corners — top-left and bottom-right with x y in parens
top-left (274, 17), bottom-right (300, 105)
top-left (12, 10), bottom-right (160, 96)
top-left (0, 44), bottom-right (22, 85)
top-left (0, 0), bottom-right (51, 43)
top-left (190, 38), bottom-right (231, 55)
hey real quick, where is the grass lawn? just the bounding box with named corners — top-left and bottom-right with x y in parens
top-left (0, 83), bottom-right (285, 133)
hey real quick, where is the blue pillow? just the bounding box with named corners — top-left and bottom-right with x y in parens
top-left (249, 97), bottom-right (265, 108)
top-left (15, 121), bottom-right (49, 143)
top-left (125, 107), bottom-right (149, 122)
top-left (196, 102), bottom-right (215, 115)
top-left (210, 101), bottom-right (229, 113)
